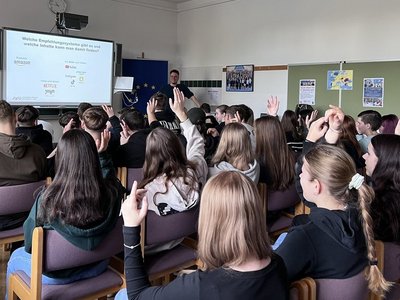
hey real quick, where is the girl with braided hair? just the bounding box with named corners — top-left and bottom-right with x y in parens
top-left (276, 106), bottom-right (392, 298)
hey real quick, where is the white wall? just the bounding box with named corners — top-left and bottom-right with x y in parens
top-left (3, 0), bottom-right (400, 123)
top-left (0, 0), bottom-right (178, 140)
top-left (0, 0), bottom-right (178, 60)
top-left (177, 0), bottom-right (400, 117)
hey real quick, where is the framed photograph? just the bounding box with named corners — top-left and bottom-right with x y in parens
top-left (226, 64), bottom-right (254, 92)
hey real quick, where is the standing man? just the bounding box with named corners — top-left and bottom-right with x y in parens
top-left (160, 69), bottom-right (201, 112)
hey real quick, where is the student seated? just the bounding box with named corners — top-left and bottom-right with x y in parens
top-left (214, 104), bottom-right (228, 133)
top-left (0, 100), bottom-right (47, 230)
top-left (15, 105), bottom-right (53, 156)
top-left (113, 108), bottom-right (148, 168)
top-left (209, 122), bottom-right (259, 182)
top-left (356, 110), bottom-right (382, 153)
top-left (81, 107), bottom-right (116, 179)
top-left (280, 109), bottom-right (305, 153)
top-left (6, 129), bottom-right (123, 288)
top-left (139, 88), bottom-right (208, 216)
top-left (254, 115), bottom-right (295, 190)
top-left (364, 134), bottom-right (400, 243)
top-left (200, 102), bottom-right (218, 129)
top-left (379, 114), bottom-right (398, 134)
top-left (116, 171), bottom-right (289, 300)
top-left (276, 106), bottom-right (391, 298)
top-left (58, 111), bottom-right (81, 129)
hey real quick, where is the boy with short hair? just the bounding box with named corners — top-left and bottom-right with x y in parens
top-left (356, 110), bottom-right (382, 153)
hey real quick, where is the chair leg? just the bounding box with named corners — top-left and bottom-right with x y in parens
top-left (4, 243), bottom-right (11, 251)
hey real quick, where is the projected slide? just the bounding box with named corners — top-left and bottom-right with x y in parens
top-left (3, 29), bottom-right (114, 106)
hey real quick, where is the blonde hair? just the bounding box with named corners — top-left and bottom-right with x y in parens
top-left (211, 123), bottom-right (254, 170)
top-left (198, 171), bottom-right (271, 270)
top-left (305, 144), bottom-right (392, 297)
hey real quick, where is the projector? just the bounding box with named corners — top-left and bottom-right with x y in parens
top-left (57, 13), bottom-right (88, 31)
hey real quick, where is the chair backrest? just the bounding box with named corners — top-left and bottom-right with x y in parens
top-left (118, 167), bottom-right (144, 192)
top-left (267, 184), bottom-right (300, 212)
top-left (375, 241), bottom-right (400, 300)
top-left (42, 217), bottom-right (123, 272)
top-left (315, 271), bottom-right (369, 300)
top-left (382, 242), bottom-right (400, 282)
top-left (127, 168), bottom-right (144, 191)
top-left (144, 208), bottom-right (199, 246)
top-left (0, 180), bottom-right (46, 215)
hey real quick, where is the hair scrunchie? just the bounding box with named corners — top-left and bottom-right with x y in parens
top-left (348, 173), bottom-right (364, 190)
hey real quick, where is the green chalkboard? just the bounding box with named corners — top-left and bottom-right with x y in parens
top-left (287, 61), bottom-right (400, 119)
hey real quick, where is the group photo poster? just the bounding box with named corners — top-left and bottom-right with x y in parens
top-left (226, 65), bottom-right (254, 92)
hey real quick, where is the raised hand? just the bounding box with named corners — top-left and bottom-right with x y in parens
top-left (169, 87), bottom-right (187, 122)
top-left (96, 129), bottom-right (111, 153)
top-left (305, 110), bottom-right (318, 129)
top-left (146, 98), bottom-right (158, 124)
top-left (102, 104), bottom-right (115, 118)
top-left (230, 111), bottom-right (242, 123)
top-left (306, 117), bottom-right (328, 143)
top-left (324, 105), bottom-right (344, 132)
top-left (146, 98), bottom-right (158, 115)
top-left (207, 127), bottom-right (220, 137)
top-left (121, 181), bottom-right (148, 227)
top-left (266, 96), bottom-right (280, 116)
top-left (63, 118), bottom-right (75, 133)
top-left (120, 120), bottom-right (131, 146)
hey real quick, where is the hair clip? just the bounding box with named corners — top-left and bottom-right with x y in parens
top-left (369, 260), bottom-right (378, 266)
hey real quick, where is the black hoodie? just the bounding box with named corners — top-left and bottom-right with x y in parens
top-left (0, 133), bottom-right (46, 186)
top-left (276, 206), bottom-right (368, 281)
top-left (16, 124), bottom-right (53, 155)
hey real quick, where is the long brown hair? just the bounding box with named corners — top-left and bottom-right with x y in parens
top-left (139, 127), bottom-right (198, 192)
top-left (198, 171), bottom-right (271, 270)
top-left (305, 144), bottom-right (392, 297)
top-left (255, 116), bottom-right (295, 190)
top-left (211, 122), bottom-right (254, 170)
top-left (340, 115), bottom-right (362, 157)
top-left (38, 130), bottom-right (115, 227)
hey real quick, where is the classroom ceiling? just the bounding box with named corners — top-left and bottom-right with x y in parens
top-left (164, 0), bottom-right (189, 2)
top-left (111, 0), bottom-right (235, 12)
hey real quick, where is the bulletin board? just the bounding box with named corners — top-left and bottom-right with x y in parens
top-left (287, 61), bottom-right (400, 118)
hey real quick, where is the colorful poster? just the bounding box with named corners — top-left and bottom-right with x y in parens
top-left (299, 79), bottom-right (316, 105)
top-left (327, 70), bottom-right (353, 90)
top-left (363, 78), bottom-right (384, 107)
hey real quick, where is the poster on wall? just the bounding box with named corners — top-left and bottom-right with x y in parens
top-left (327, 70), bottom-right (353, 90)
top-left (299, 79), bottom-right (316, 105)
top-left (363, 78), bottom-right (384, 108)
top-left (226, 65), bottom-right (254, 92)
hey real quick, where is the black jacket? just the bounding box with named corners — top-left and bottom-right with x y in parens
top-left (276, 206), bottom-right (368, 281)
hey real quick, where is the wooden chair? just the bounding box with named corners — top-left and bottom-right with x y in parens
top-left (8, 218), bottom-right (125, 300)
top-left (371, 240), bottom-right (400, 300)
top-left (290, 277), bottom-right (316, 300)
top-left (141, 208), bottom-right (200, 283)
top-left (0, 180), bottom-right (46, 247)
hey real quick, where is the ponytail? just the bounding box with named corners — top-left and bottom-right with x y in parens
top-left (357, 183), bottom-right (393, 297)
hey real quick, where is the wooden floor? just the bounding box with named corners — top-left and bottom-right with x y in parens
top-left (0, 245), bottom-right (11, 298)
